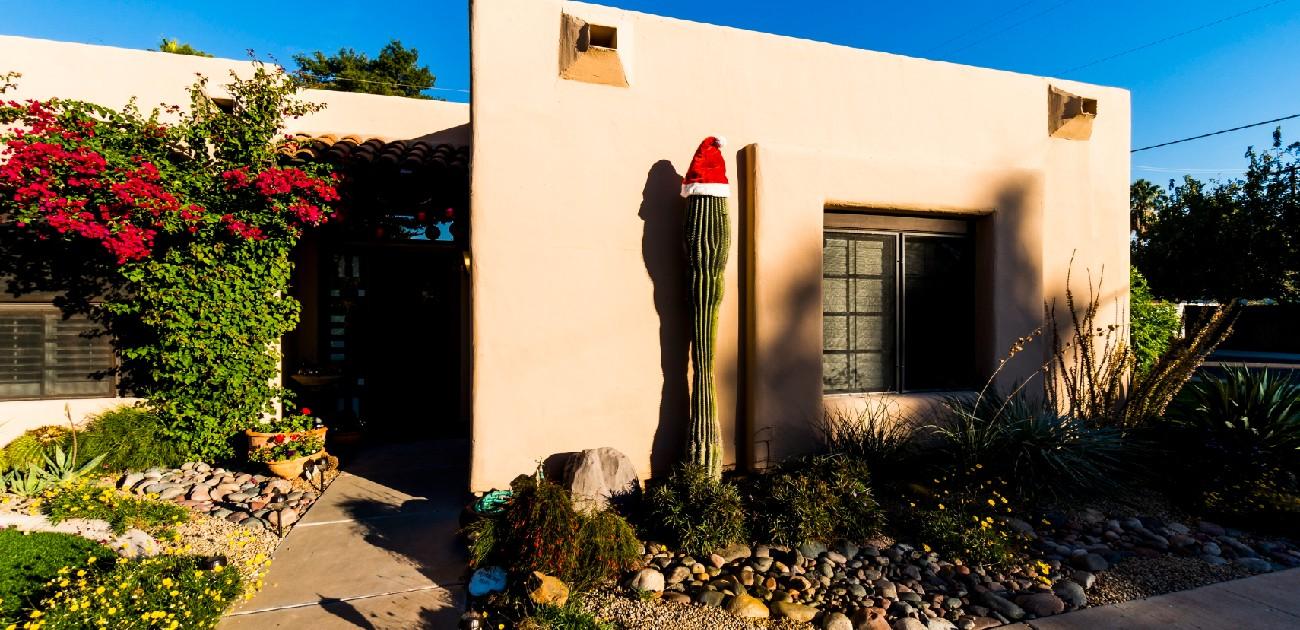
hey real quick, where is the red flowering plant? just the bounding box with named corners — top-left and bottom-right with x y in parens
top-left (0, 64), bottom-right (339, 461)
top-left (249, 433), bottom-right (325, 463)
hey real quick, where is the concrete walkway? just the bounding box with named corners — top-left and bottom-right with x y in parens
top-left (1007, 568), bottom-right (1300, 629)
top-left (222, 440), bottom-right (469, 630)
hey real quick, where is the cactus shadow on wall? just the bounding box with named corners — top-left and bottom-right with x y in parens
top-left (640, 159), bottom-right (690, 479)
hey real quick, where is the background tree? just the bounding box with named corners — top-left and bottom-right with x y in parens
top-left (157, 38), bottom-right (213, 58)
top-left (1129, 178), bottom-right (1165, 238)
top-left (292, 40), bottom-right (436, 99)
top-left (1132, 129), bottom-right (1299, 303)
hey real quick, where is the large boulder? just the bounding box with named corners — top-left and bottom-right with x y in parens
top-left (562, 447), bottom-right (640, 511)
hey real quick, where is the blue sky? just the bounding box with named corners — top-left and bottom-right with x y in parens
top-left (5, 1), bottom-right (1299, 184)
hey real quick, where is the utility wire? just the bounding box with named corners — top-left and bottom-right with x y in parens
top-left (1131, 113), bottom-right (1300, 153)
top-left (1062, 0), bottom-right (1292, 73)
top-left (923, 1), bottom-right (1038, 55)
top-left (945, 1), bottom-right (1071, 55)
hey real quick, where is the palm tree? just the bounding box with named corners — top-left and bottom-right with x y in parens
top-left (1130, 179), bottom-right (1165, 238)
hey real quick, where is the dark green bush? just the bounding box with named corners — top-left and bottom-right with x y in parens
top-left (746, 453), bottom-right (883, 547)
top-left (642, 464), bottom-right (746, 555)
top-left (933, 391), bottom-right (1130, 501)
top-left (569, 510), bottom-right (641, 592)
top-left (821, 401), bottom-right (918, 481)
top-left (502, 475), bottom-right (583, 579)
top-left (0, 529), bottom-right (112, 619)
top-left (1165, 366), bottom-right (1300, 524)
top-left (32, 553), bottom-right (243, 628)
top-left (43, 480), bottom-right (189, 537)
top-left (77, 405), bottom-right (185, 472)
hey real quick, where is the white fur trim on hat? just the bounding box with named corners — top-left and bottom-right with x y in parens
top-left (681, 182), bottom-right (731, 198)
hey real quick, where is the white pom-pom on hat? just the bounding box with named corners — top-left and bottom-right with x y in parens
top-left (714, 136), bottom-right (727, 149)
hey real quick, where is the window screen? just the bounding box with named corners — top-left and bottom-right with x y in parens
top-left (0, 308), bottom-right (115, 400)
top-left (822, 233), bottom-right (896, 393)
top-left (823, 222), bottom-right (976, 394)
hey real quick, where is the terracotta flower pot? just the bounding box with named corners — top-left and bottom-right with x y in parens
top-left (265, 450), bottom-right (325, 480)
top-left (246, 427), bottom-right (327, 451)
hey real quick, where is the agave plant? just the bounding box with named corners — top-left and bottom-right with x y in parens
top-left (1172, 366), bottom-right (1300, 470)
top-left (2, 465), bottom-right (53, 497)
top-left (41, 444), bottom-right (107, 485)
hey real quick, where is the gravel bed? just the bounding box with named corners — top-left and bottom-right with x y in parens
top-left (173, 511), bottom-right (279, 589)
top-left (1088, 556), bottom-right (1252, 606)
top-left (578, 590), bottom-right (809, 630)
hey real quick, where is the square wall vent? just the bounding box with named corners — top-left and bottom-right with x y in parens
top-left (1049, 86), bottom-right (1097, 140)
top-left (560, 14), bottom-right (628, 87)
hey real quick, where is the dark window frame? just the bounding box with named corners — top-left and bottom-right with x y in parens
top-left (0, 304), bottom-right (116, 401)
top-left (823, 213), bottom-right (977, 395)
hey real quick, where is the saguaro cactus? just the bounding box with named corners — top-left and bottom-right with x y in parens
top-left (680, 137), bottom-right (731, 479)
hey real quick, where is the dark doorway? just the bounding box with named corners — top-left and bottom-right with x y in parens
top-left (280, 136), bottom-right (470, 442)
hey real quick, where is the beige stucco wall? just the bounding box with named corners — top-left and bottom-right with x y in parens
top-left (469, 0), bottom-right (1130, 489)
top-left (0, 36), bottom-right (469, 446)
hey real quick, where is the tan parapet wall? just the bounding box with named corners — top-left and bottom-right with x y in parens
top-left (468, 0), bottom-right (1130, 491)
top-left (0, 35), bottom-right (468, 143)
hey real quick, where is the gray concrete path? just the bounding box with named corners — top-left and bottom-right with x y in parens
top-left (1006, 568), bottom-right (1300, 629)
top-left (222, 440), bottom-right (469, 630)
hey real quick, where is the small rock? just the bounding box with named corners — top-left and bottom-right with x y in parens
top-left (719, 543), bottom-right (753, 563)
top-left (528, 571), bottom-right (569, 606)
top-left (822, 611), bottom-right (853, 630)
top-left (1054, 580), bottom-right (1087, 608)
top-left (663, 591), bottom-right (692, 604)
top-left (771, 600), bottom-right (819, 622)
top-left (851, 607), bottom-right (890, 630)
top-left (697, 590), bottom-right (725, 607)
top-left (665, 565), bottom-right (690, 584)
top-left (1016, 592), bottom-right (1064, 616)
top-left (469, 566), bottom-right (506, 596)
top-left (629, 568), bottom-right (665, 594)
top-left (1071, 570), bottom-right (1096, 589)
top-left (927, 619), bottom-right (958, 630)
top-left (981, 592), bottom-right (1025, 621)
top-left (727, 593), bottom-right (769, 618)
top-left (875, 579), bottom-right (898, 599)
top-left (1071, 553), bottom-right (1108, 572)
top-left (158, 486), bottom-right (186, 501)
top-left (893, 619), bottom-right (926, 630)
top-left (1236, 557), bottom-right (1273, 573)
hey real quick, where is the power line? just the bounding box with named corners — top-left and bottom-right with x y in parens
top-left (1131, 113), bottom-right (1300, 153)
top-left (945, 1), bottom-right (1070, 55)
top-left (923, 1), bottom-right (1038, 55)
top-left (1062, 0), bottom-right (1291, 74)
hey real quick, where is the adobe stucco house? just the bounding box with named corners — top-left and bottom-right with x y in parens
top-left (0, 1), bottom-right (1129, 493)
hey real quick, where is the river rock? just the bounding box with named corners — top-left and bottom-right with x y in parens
top-left (727, 593), bottom-right (769, 618)
top-left (629, 568), bottom-right (664, 594)
top-left (528, 571), bottom-right (569, 606)
top-left (771, 600), bottom-right (819, 622)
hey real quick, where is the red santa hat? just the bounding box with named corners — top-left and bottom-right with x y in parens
top-left (681, 136), bottom-right (729, 198)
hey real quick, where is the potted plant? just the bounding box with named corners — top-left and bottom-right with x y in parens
top-left (245, 407), bottom-right (326, 451)
top-left (249, 433), bottom-right (326, 479)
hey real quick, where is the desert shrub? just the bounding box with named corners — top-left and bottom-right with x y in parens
top-left (522, 596), bottom-right (613, 630)
top-left (1129, 266), bottom-right (1181, 375)
top-left (642, 464), bottom-right (746, 555)
top-left (746, 453), bottom-right (883, 547)
top-left (465, 474), bottom-right (642, 593)
top-left (501, 474), bottom-right (583, 579)
top-left (895, 473), bottom-right (1024, 568)
top-left (1, 427), bottom-right (69, 472)
top-left (28, 553), bottom-right (243, 628)
top-left (42, 480), bottom-right (189, 537)
top-left (1164, 366), bottom-right (1300, 524)
top-left (934, 392), bottom-right (1130, 502)
top-left (0, 529), bottom-right (112, 619)
top-left (76, 405), bottom-right (184, 472)
top-left (821, 400), bottom-right (918, 481)
top-left (568, 510), bottom-right (641, 592)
